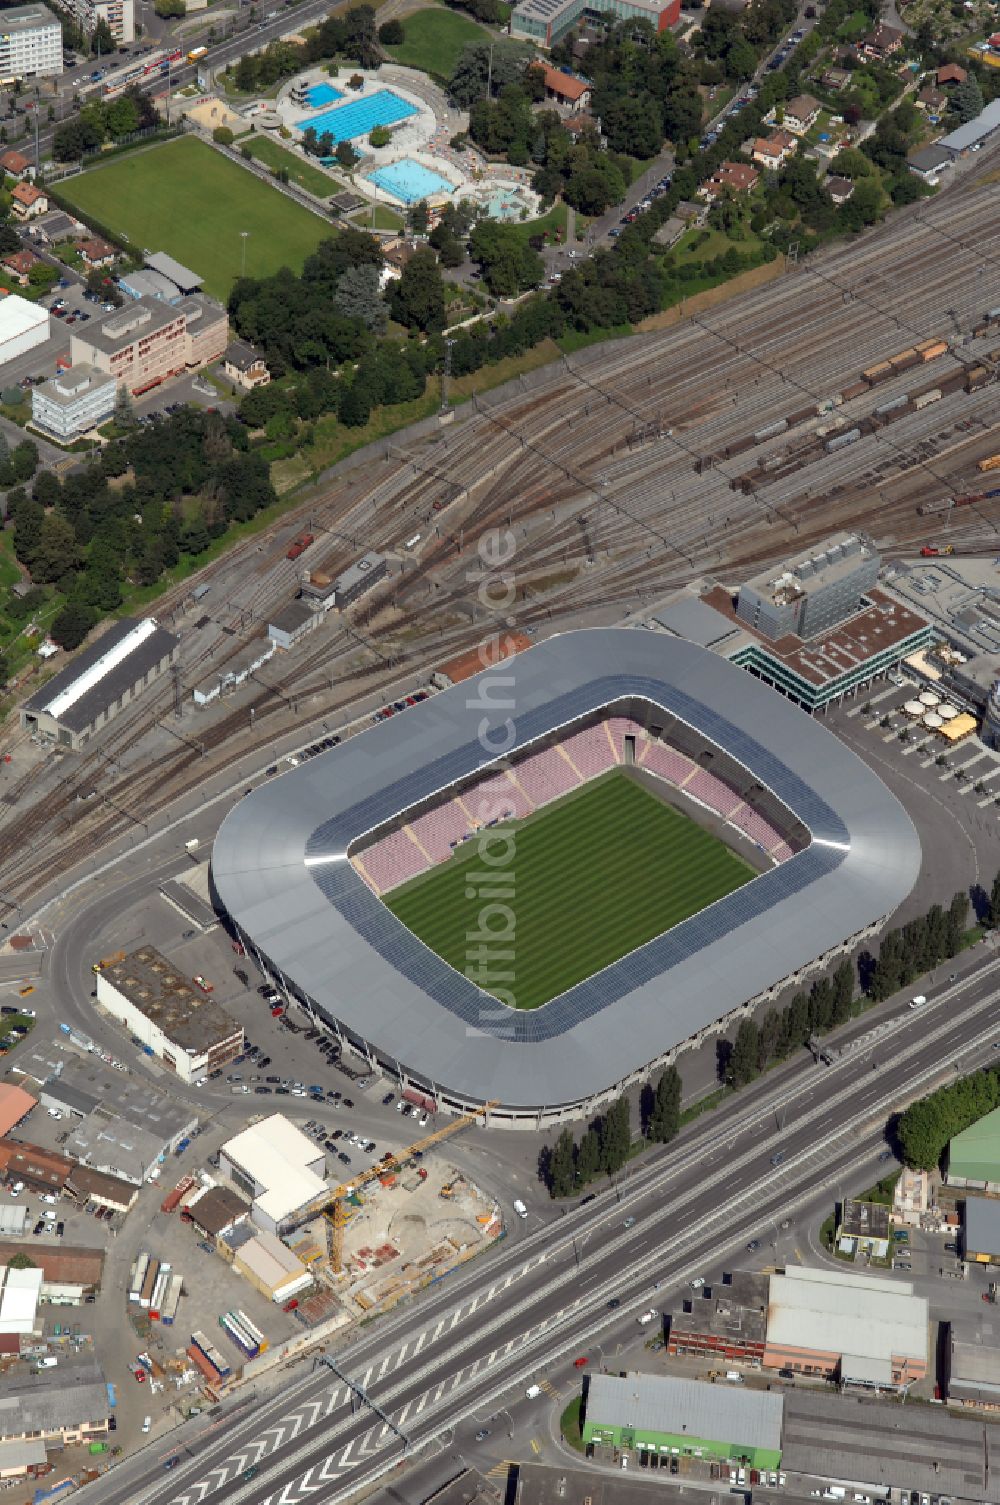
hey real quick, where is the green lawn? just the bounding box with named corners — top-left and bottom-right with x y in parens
top-left (241, 135), bottom-right (338, 198)
top-left (384, 769), bottom-right (754, 1010)
top-left (57, 137), bottom-right (333, 300)
top-left (387, 5), bottom-right (496, 79)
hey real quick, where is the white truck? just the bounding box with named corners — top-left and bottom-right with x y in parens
top-left (513, 1199), bottom-right (528, 1219)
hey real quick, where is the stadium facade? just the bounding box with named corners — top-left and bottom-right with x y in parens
top-left (210, 630), bottom-right (921, 1128)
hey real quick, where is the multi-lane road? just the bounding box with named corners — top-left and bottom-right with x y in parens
top-left (82, 954), bottom-right (1000, 1505)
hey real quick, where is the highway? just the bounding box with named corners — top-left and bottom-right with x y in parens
top-left (81, 954), bottom-right (1000, 1505)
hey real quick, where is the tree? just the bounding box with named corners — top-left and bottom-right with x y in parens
top-left (447, 39), bottom-right (535, 107)
top-left (113, 385), bottom-right (138, 433)
top-left (338, 380), bottom-right (371, 427)
top-left (335, 139), bottom-right (358, 169)
top-left (648, 1066), bottom-right (681, 1144)
top-left (951, 76), bottom-right (984, 125)
top-left (831, 958), bottom-right (855, 1026)
top-left (378, 18), bottom-right (403, 44)
top-left (91, 16), bottom-right (114, 53)
top-left (548, 1127), bottom-right (575, 1197)
top-left (213, 125), bottom-right (235, 146)
top-left (334, 263), bottom-right (387, 332)
top-left (991, 871), bottom-right (1000, 928)
top-left (407, 199), bottom-right (430, 236)
top-left (600, 1095), bottom-right (631, 1175)
top-left (387, 246), bottom-right (446, 332)
top-left (31, 513), bottom-right (80, 583)
top-left (728, 1019), bottom-right (760, 1087)
top-left (154, 0), bottom-right (186, 13)
top-left (575, 1125), bottom-right (601, 1184)
top-left (50, 600), bottom-right (97, 650)
top-left (946, 889), bottom-right (969, 955)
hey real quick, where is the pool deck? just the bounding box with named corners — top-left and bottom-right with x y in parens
top-left (273, 65), bottom-right (539, 217)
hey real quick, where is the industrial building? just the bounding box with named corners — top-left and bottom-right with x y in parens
top-left (510, 0), bottom-right (679, 48)
top-left (117, 268), bottom-right (182, 305)
top-left (0, 1361), bottom-right (111, 1448)
top-left (183, 1185), bottom-right (249, 1240)
top-left (0, 1267), bottom-right (41, 1337)
top-left (193, 638), bottom-right (274, 705)
top-left (334, 552), bottom-right (388, 610)
top-left (0, 6), bottom-right (61, 82)
top-left (782, 1388), bottom-right (1000, 1503)
top-left (221, 1226), bottom-right (313, 1303)
top-left (96, 946), bottom-right (243, 1085)
top-left (581, 1372), bottom-right (783, 1468)
top-left (666, 1270), bottom-right (769, 1364)
top-left (837, 1199), bottom-right (890, 1258)
top-left (219, 1115), bottom-right (327, 1235)
top-left (0, 294), bottom-right (48, 365)
top-left (947, 1106), bottom-right (1000, 1191)
top-left (19, 615), bottom-right (178, 750)
top-left (65, 1113), bottom-right (169, 1186)
top-left (763, 1265), bottom-right (927, 1389)
top-left (267, 599), bottom-right (319, 651)
top-left (947, 1318), bottom-right (1000, 1409)
top-left (0, 1084), bottom-right (36, 1138)
top-left (66, 1164), bottom-right (138, 1215)
top-left (145, 251), bottom-right (202, 295)
top-left (32, 1049), bottom-right (195, 1155)
top-left (963, 1196), bottom-right (1000, 1264)
top-left (31, 363), bottom-right (117, 441)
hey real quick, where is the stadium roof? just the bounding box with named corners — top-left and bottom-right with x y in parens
top-left (211, 629), bottom-right (921, 1113)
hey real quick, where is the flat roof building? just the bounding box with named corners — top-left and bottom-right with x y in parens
top-left (736, 533), bottom-right (879, 642)
top-left (35, 1049), bottom-right (196, 1148)
top-left (0, 1360), bottom-right (111, 1447)
top-left (0, 6), bottom-right (62, 83)
top-left (267, 599), bottom-right (319, 651)
top-left (582, 1372), bottom-right (783, 1468)
top-left (964, 1196), bottom-right (1000, 1263)
top-left (64, 1113), bottom-right (169, 1186)
top-left (0, 1084), bottom-right (36, 1138)
top-left (20, 615), bottom-right (178, 750)
top-left (948, 1107), bottom-right (1000, 1191)
top-left (51, 0), bottom-right (134, 44)
top-left (118, 268), bottom-right (182, 305)
top-left (667, 1270), bottom-right (769, 1364)
top-left (763, 1265), bottom-right (928, 1389)
top-left (948, 1317), bottom-right (1000, 1409)
top-left (145, 250), bottom-right (202, 294)
top-left (333, 551), bottom-right (387, 611)
top-left (31, 363), bottom-right (117, 442)
top-left (0, 1266), bottom-right (41, 1335)
top-left (511, 0), bottom-right (679, 47)
top-left (0, 293), bottom-right (48, 364)
top-left (220, 1114), bottom-right (327, 1234)
top-left (68, 295), bottom-right (208, 395)
top-left (96, 946), bottom-right (243, 1085)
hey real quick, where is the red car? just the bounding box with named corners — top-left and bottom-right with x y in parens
top-left (270, 1005), bottom-right (283, 1017)
top-left (573, 1356), bottom-right (588, 1369)
top-left (133, 1369), bottom-right (146, 1383)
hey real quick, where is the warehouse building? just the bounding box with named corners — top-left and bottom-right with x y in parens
top-left (36, 1049), bottom-right (195, 1151)
top-left (19, 616), bottom-right (178, 750)
top-left (582, 1372), bottom-right (783, 1468)
top-left (0, 1360), bottom-right (111, 1448)
top-left (947, 1318), bottom-right (1000, 1409)
top-left (667, 1270), bottom-right (769, 1365)
top-left (65, 1113), bottom-right (168, 1186)
top-left (0, 293), bottom-right (48, 364)
top-left (782, 1388), bottom-right (1000, 1502)
top-left (0, 1267), bottom-right (41, 1336)
top-left (96, 946), bottom-right (243, 1085)
top-left (0, 6), bottom-right (62, 82)
top-left (333, 552), bottom-right (388, 610)
top-left (0, 1438), bottom-right (46, 1480)
top-left (222, 1226), bottom-right (313, 1303)
top-left (145, 251), bottom-right (202, 295)
top-left (947, 1107), bottom-right (1000, 1191)
top-left (0, 1084), bottom-right (36, 1138)
top-left (963, 1196), bottom-right (1000, 1264)
top-left (193, 637), bottom-right (274, 706)
top-left (267, 599), bottom-right (319, 651)
top-left (763, 1265), bottom-right (928, 1389)
top-left (220, 1115), bottom-right (327, 1235)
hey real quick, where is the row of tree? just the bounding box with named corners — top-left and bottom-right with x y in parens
top-left (54, 88), bottom-right (159, 162)
top-left (226, 4), bottom-right (379, 94)
top-left (898, 1067), bottom-right (1000, 1170)
top-left (539, 1066), bottom-right (681, 1197)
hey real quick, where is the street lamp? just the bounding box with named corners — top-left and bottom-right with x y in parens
top-left (240, 230), bottom-right (249, 277)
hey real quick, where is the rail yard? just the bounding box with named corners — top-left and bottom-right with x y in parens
top-left (4, 175), bottom-right (1000, 906)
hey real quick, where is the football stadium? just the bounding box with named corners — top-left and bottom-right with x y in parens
top-left (210, 629), bottom-right (921, 1128)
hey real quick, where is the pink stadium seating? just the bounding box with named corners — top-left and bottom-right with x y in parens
top-left (641, 742), bottom-right (694, 787)
top-left (463, 769), bottom-right (532, 824)
top-left (407, 800), bottom-right (472, 862)
top-left (770, 841), bottom-right (793, 864)
top-left (511, 746), bottom-right (580, 808)
top-left (685, 768), bottom-right (742, 817)
top-left (354, 831), bottom-right (429, 894)
top-left (606, 716), bottom-right (647, 760)
top-left (729, 805), bottom-right (782, 851)
top-left (560, 725), bottom-right (618, 780)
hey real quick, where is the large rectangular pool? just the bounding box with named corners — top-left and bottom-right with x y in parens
top-left (297, 89), bottom-right (418, 143)
top-left (367, 159), bottom-right (454, 204)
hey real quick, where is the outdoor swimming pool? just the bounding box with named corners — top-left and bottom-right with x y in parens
top-left (367, 159), bottom-right (454, 204)
top-left (298, 89), bottom-right (419, 143)
top-left (304, 82), bottom-right (343, 107)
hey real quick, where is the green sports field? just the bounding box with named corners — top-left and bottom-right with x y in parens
top-left (57, 137), bottom-right (332, 300)
top-left (385, 770), bottom-right (754, 1011)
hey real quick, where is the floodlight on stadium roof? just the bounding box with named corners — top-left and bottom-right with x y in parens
top-left (211, 629), bottom-right (921, 1121)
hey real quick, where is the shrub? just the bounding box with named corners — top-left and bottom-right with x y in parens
top-left (378, 18), bottom-right (403, 44)
top-left (369, 125), bottom-right (391, 148)
top-left (212, 125), bottom-right (234, 146)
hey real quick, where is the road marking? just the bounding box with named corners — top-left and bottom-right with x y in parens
top-left (413, 1330), bottom-right (428, 1356)
top-left (530, 1438), bottom-right (541, 1455)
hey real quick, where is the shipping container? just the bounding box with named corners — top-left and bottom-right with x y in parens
top-left (129, 1253), bottom-right (149, 1304)
top-left (234, 1310), bottom-right (266, 1351)
top-left (861, 361), bottom-right (894, 384)
top-left (220, 1312), bottom-right (259, 1359)
top-left (825, 428), bottom-right (861, 453)
top-left (161, 1274), bottom-right (183, 1326)
top-left (916, 339), bottom-right (948, 361)
top-left (191, 1330), bottom-right (231, 1378)
top-left (138, 1258), bottom-right (159, 1309)
top-left (840, 381), bottom-right (869, 402)
top-left (888, 349), bottom-right (920, 372)
top-left (186, 1343), bottom-right (224, 1385)
top-left (913, 389), bottom-right (942, 410)
top-left (160, 1176), bottom-right (195, 1215)
top-left (150, 1268), bottom-right (171, 1321)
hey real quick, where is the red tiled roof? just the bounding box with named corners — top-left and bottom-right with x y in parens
top-left (0, 1085), bottom-right (35, 1138)
top-left (536, 64), bottom-right (590, 101)
top-left (11, 182), bottom-right (44, 205)
top-left (0, 150), bottom-right (30, 174)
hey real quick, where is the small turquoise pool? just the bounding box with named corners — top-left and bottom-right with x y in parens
top-left (297, 89), bottom-right (419, 143)
top-left (304, 82), bottom-right (342, 107)
top-left (367, 159), bottom-right (454, 204)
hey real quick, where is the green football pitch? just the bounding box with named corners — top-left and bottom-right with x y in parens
top-left (58, 137), bottom-right (332, 300)
top-left (385, 770), bottom-right (754, 1011)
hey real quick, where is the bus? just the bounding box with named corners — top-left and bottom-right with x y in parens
top-left (187, 45), bottom-right (208, 62)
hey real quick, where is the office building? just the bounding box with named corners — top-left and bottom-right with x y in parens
top-left (0, 6), bottom-right (61, 83)
top-left (20, 615), bottom-right (179, 750)
top-left (179, 294), bottom-right (228, 368)
top-left (582, 1372), bottom-right (783, 1468)
top-left (735, 533), bottom-right (880, 642)
top-left (511, 0), bottom-right (679, 47)
top-left (95, 946), bottom-right (243, 1085)
top-left (70, 298), bottom-right (186, 395)
top-left (32, 364), bottom-right (117, 441)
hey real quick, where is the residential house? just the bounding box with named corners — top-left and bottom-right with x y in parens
top-left (782, 94), bottom-right (821, 134)
top-left (699, 160), bottom-right (760, 199)
top-left (752, 128), bottom-right (797, 169)
top-left (821, 66), bottom-right (851, 91)
top-left (1, 249), bottom-right (41, 287)
top-left (10, 182), bottom-right (47, 221)
top-left (27, 209), bottom-right (78, 244)
top-left (223, 340), bottom-right (270, 390)
top-left (859, 22), bottom-right (905, 60)
top-left (0, 149), bottom-right (32, 180)
top-left (917, 85), bottom-right (946, 112)
top-left (532, 62), bottom-right (592, 112)
top-left (75, 236), bottom-right (117, 270)
top-left (564, 113), bottom-right (601, 139)
top-left (825, 174), bottom-right (855, 204)
top-left (937, 62), bottom-right (967, 85)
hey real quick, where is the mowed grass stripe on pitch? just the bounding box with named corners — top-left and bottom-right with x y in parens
top-left (385, 771), bottom-right (754, 1009)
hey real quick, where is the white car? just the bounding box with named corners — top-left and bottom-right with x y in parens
top-left (637, 1310), bottom-right (657, 1325)
top-left (690, 1276), bottom-right (705, 1290)
top-left (196, 1076), bottom-right (208, 1086)
top-left (41, 1194), bottom-right (57, 1205)
top-left (43, 1210), bottom-right (56, 1221)
top-left (142, 1415), bottom-right (152, 1433)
